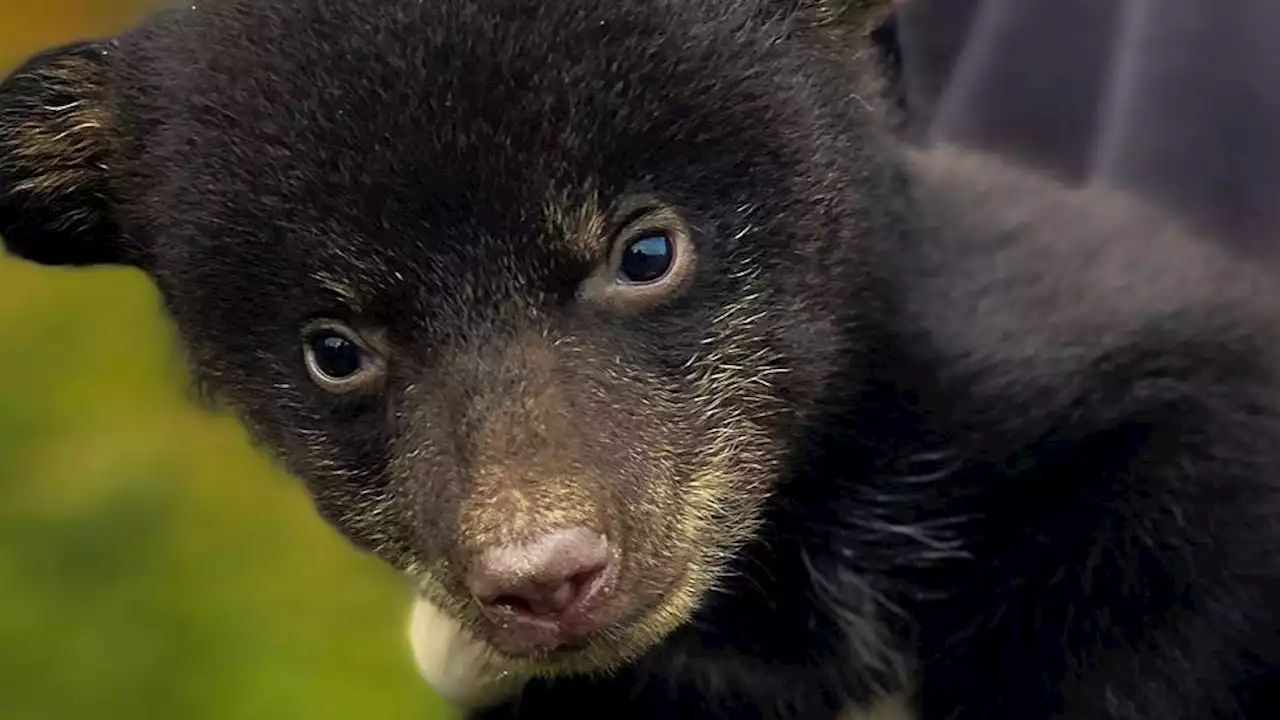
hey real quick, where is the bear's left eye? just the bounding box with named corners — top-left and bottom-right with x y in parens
top-left (302, 321), bottom-right (385, 393)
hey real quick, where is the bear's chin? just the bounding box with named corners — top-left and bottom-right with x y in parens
top-left (407, 593), bottom-right (917, 718)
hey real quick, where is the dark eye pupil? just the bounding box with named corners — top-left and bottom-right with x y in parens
top-left (619, 234), bottom-right (674, 284)
top-left (310, 334), bottom-right (363, 379)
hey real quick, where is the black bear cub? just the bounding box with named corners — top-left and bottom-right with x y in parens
top-left (3, 1), bottom-right (1280, 718)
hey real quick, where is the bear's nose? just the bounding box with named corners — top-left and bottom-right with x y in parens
top-left (468, 527), bottom-right (616, 653)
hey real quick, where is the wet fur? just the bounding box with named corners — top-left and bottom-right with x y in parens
top-left (4, 1), bottom-right (1280, 719)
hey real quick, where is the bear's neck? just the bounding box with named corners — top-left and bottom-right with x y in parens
top-left (631, 320), bottom-right (947, 716)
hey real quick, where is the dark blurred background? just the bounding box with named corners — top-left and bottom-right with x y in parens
top-left (0, 3), bottom-right (453, 718)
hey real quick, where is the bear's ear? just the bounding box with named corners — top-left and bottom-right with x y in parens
top-left (0, 40), bottom-right (132, 267)
top-left (816, 0), bottom-right (897, 31)
top-left (761, 1), bottom-right (896, 34)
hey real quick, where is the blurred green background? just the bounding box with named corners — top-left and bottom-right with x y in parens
top-left (0, 3), bottom-right (453, 718)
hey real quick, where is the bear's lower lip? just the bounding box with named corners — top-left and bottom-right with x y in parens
top-left (485, 623), bottom-right (593, 658)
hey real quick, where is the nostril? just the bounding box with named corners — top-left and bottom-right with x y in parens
top-left (468, 527), bottom-right (613, 624)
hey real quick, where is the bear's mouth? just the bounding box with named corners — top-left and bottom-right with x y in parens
top-left (465, 559), bottom-right (715, 678)
top-left (408, 521), bottom-right (718, 676)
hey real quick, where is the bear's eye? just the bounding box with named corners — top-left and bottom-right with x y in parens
top-left (618, 234), bottom-right (675, 284)
top-left (578, 201), bottom-right (695, 309)
top-left (311, 333), bottom-right (362, 378)
top-left (302, 321), bottom-right (384, 393)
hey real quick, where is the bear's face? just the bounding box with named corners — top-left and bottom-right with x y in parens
top-left (1, 0), bottom-right (898, 675)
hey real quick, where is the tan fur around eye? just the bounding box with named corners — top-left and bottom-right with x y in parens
top-left (543, 188), bottom-right (608, 260)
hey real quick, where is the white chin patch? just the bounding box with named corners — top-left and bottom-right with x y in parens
top-left (407, 596), bottom-right (527, 711)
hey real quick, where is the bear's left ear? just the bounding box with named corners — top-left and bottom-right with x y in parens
top-left (0, 40), bottom-right (134, 267)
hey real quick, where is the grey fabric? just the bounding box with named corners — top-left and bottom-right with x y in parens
top-left (896, 0), bottom-right (1280, 265)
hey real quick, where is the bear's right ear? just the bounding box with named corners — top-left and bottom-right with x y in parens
top-left (0, 40), bottom-right (135, 267)
top-left (815, 0), bottom-right (897, 31)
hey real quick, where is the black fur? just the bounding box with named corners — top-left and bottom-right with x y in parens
top-left (4, 2), bottom-right (1280, 719)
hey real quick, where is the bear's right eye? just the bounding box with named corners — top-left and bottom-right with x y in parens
top-left (302, 321), bottom-right (385, 393)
